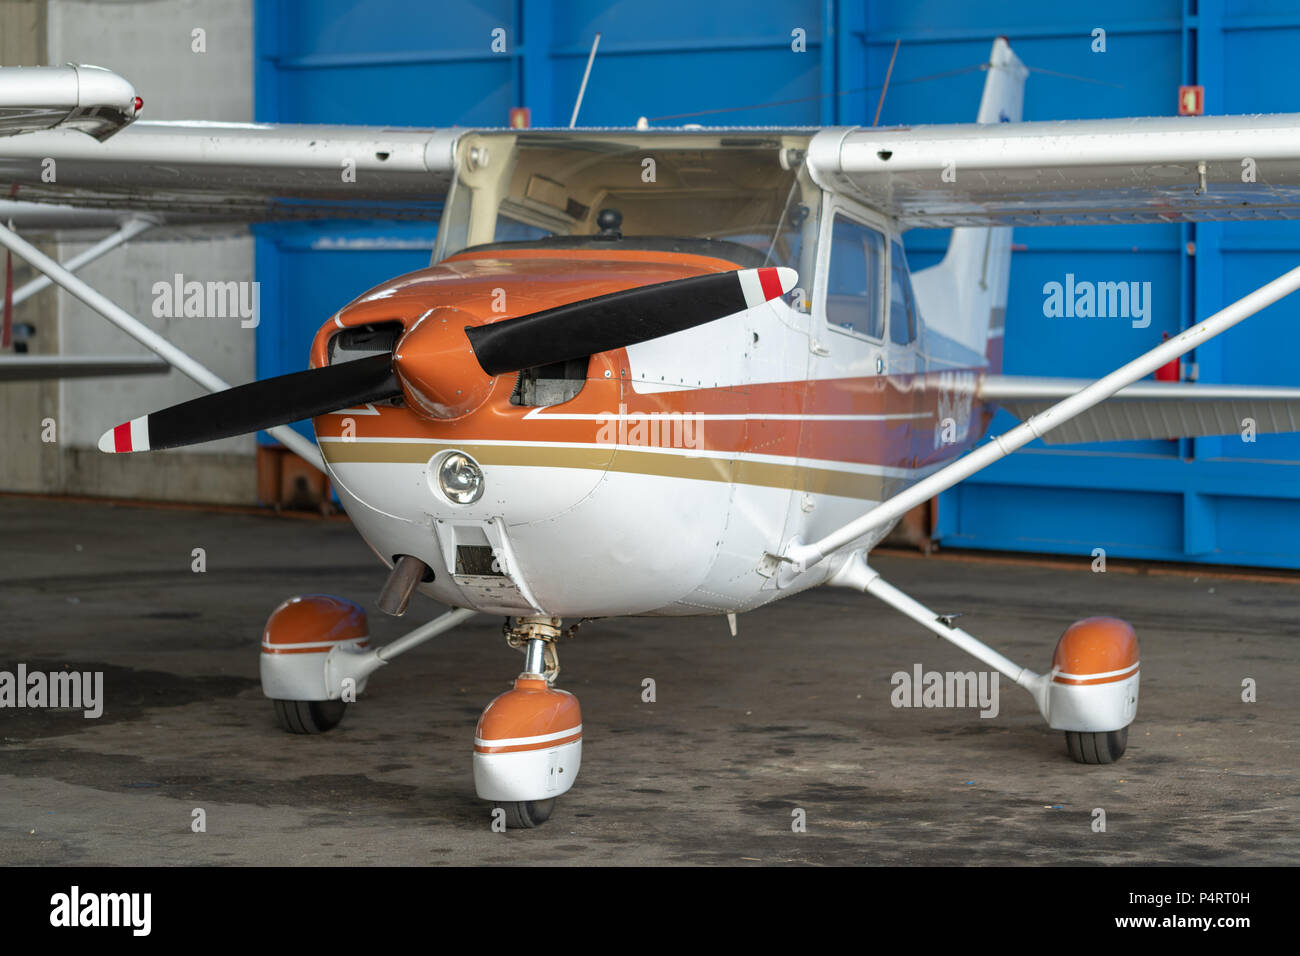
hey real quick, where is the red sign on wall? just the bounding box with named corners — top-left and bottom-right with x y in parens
top-left (509, 107), bottom-right (531, 129)
top-left (1178, 85), bottom-right (1204, 116)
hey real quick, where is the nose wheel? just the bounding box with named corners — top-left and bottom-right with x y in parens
top-left (494, 798), bottom-right (556, 829)
top-left (474, 617), bottom-right (583, 828)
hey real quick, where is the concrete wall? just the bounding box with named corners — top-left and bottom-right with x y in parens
top-left (0, 0), bottom-right (259, 504)
top-left (0, 1), bottom-right (61, 495)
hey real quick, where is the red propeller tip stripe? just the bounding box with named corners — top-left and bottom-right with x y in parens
top-left (738, 266), bottom-right (798, 310)
top-left (98, 416), bottom-right (150, 454)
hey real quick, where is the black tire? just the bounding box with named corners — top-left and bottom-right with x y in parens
top-left (1065, 726), bottom-right (1128, 764)
top-left (495, 799), bottom-right (556, 829)
top-left (273, 698), bottom-right (347, 734)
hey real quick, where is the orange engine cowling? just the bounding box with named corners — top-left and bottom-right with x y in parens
top-left (472, 677), bottom-right (582, 802)
top-left (1046, 616), bottom-right (1140, 732)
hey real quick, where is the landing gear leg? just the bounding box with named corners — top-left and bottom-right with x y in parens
top-left (829, 554), bottom-right (1141, 765)
top-left (474, 617), bottom-right (583, 829)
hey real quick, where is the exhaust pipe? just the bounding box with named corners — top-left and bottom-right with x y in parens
top-left (376, 554), bottom-right (430, 617)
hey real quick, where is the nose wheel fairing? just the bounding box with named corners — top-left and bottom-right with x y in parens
top-left (475, 619), bottom-right (583, 822)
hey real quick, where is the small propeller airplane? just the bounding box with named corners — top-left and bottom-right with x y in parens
top-left (6, 38), bottom-right (1300, 827)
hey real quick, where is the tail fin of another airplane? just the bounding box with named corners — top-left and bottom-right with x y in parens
top-left (909, 37), bottom-right (1027, 372)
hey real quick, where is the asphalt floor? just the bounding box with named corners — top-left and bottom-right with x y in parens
top-left (1, 496), bottom-right (1295, 865)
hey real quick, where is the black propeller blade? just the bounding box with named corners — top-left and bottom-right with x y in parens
top-left (98, 353), bottom-right (399, 453)
top-left (465, 266), bottom-right (795, 375)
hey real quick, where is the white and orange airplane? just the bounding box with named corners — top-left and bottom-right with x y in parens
top-left (6, 39), bottom-right (1300, 827)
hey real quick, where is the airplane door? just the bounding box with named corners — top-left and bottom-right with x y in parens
top-left (793, 205), bottom-right (895, 551)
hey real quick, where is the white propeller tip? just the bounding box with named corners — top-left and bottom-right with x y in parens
top-left (98, 416), bottom-right (150, 453)
top-left (739, 266), bottom-right (800, 309)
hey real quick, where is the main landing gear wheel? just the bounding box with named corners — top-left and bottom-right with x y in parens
top-left (1065, 727), bottom-right (1128, 764)
top-left (495, 799), bottom-right (556, 829)
top-left (273, 698), bottom-right (347, 735)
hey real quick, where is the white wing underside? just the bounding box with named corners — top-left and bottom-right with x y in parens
top-left (0, 121), bottom-right (458, 226)
top-left (805, 113), bottom-right (1300, 227)
top-left (980, 375), bottom-right (1300, 444)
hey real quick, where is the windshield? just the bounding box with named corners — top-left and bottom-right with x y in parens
top-left (435, 132), bottom-right (821, 300)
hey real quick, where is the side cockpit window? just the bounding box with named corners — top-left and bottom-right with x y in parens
top-left (825, 214), bottom-right (885, 340)
top-left (889, 240), bottom-right (918, 346)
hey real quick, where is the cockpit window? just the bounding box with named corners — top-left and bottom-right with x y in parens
top-left (494, 214), bottom-right (553, 243)
top-left (437, 132), bottom-right (821, 297)
top-left (825, 214), bottom-right (885, 340)
top-left (889, 240), bottom-right (918, 345)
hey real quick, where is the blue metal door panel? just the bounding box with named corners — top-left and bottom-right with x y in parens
top-left (548, 46), bottom-right (823, 127)
top-left (948, 481), bottom-right (1184, 555)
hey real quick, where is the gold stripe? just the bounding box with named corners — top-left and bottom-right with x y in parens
top-left (321, 440), bottom-right (613, 469)
top-left (320, 440), bottom-right (891, 501)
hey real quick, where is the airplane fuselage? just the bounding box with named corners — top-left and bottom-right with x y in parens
top-left (312, 244), bottom-right (988, 618)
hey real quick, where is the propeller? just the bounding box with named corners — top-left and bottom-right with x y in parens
top-left (98, 265), bottom-right (797, 454)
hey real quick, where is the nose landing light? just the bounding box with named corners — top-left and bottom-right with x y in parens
top-left (437, 451), bottom-right (486, 504)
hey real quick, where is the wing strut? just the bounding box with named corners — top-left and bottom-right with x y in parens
top-left (777, 258), bottom-right (1300, 574)
top-left (11, 216), bottom-right (153, 306)
top-left (827, 553), bottom-right (1050, 718)
top-left (0, 219), bottom-right (324, 472)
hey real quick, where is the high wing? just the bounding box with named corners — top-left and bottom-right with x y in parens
top-left (6, 113), bottom-right (1300, 229)
top-left (979, 376), bottom-right (1300, 444)
top-left (806, 113), bottom-right (1300, 227)
top-left (0, 120), bottom-right (457, 224)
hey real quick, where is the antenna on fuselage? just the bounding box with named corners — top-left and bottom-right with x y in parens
top-left (569, 32), bottom-right (602, 128)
